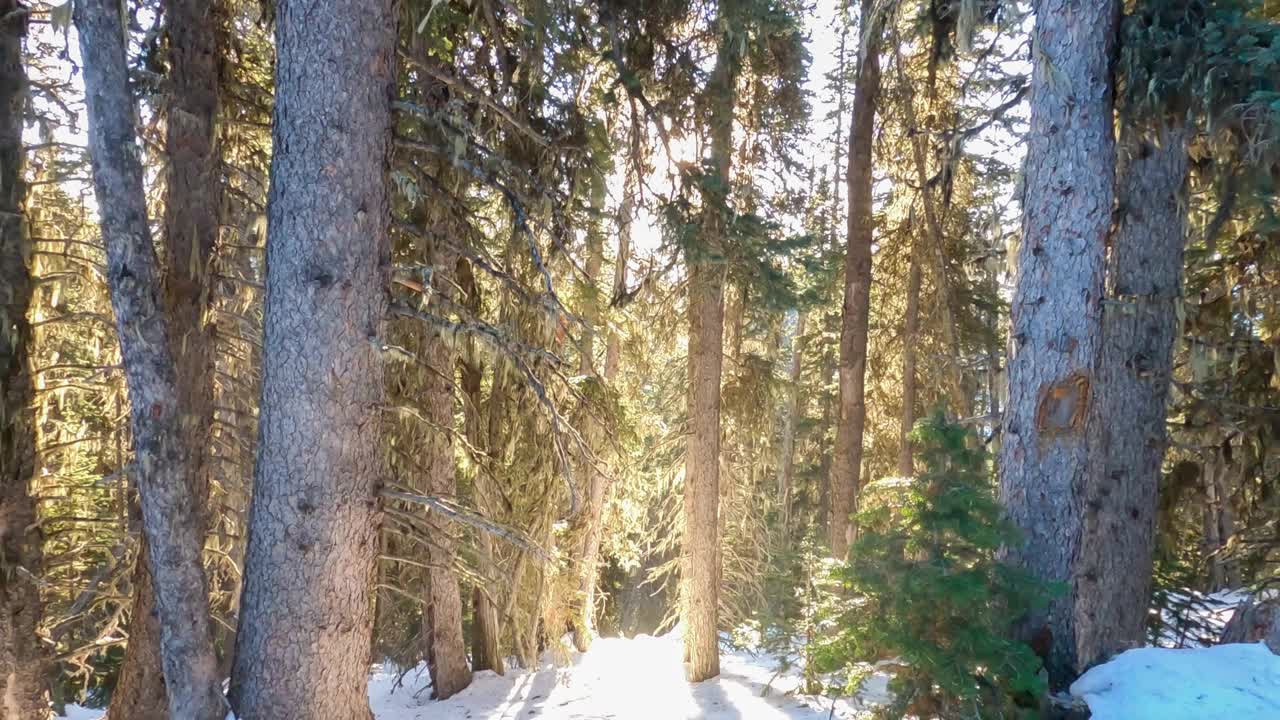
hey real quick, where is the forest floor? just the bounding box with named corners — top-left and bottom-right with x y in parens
top-left (59, 598), bottom-right (1280, 720)
top-left (63, 630), bottom-right (892, 719)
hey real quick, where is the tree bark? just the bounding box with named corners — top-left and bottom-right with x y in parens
top-left (0, 6), bottom-right (50, 716)
top-left (109, 547), bottom-right (168, 720)
top-left (1076, 125), bottom-right (1187, 671)
top-left (1203, 452), bottom-right (1225, 591)
top-left (416, 238), bottom-right (471, 700)
top-left (776, 313), bottom-right (806, 541)
top-left (457, 259), bottom-right (505, 675)
top-left (909, 133), bottom-right (965, 417)
top-left (997, 0), bottom-right (1118, 688)
top-left (227, 1), bottom-right (394, 717)
top-left (111, 1), bottom-right (224, 712)
top-left (571, 186), bottom-right (609, 653)
top-left (683, 1), bottom-right (741, 682)
top-left (75, 1), bottom-right (226, 717)
top-left (898, 245), bottom-right (921, 477)
top-left (830, 0), bottom-right (882, 559)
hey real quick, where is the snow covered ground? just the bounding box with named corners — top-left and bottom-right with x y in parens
top-left (1071, 642), bottom-right (1280, 720)
top-left (64, 632), bottom-right (891, 719)
top-left (62, 612), bottom-right (1280, 719)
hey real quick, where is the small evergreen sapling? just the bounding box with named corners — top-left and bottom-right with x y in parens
top-left (815, 411), bottom-right (1055, 718)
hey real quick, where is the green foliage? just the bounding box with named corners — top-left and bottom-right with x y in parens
top-left (814, 412), bottom-right (1053, 719)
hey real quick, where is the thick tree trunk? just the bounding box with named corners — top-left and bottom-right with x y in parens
top-left (109, 549), bottom-right (168, 719)
top-left (997, 0), bottom-right (1118, 688)
top-left (227, 1), bottom-right (394, 717)
top-left (417, 239), bottom-right (471, 700)
top-left (898, 246), bottom-right (921, 478)
top-left (683, 3), bottom-right (740, 681)
top-left (0, 7), bottom-right (50, 716)
top-left (111, 0), bottom-right (224, 712)
top-left (75, 1), bottom-right (226, 717)
top-left (776, 313), bottom-right (806, 541)
top-left (830, 0), bottom-right (882, 559)
top-left (685, 258), bottom-right (724, 682)
top-left (1076, 125), bottom-right (1187, 671)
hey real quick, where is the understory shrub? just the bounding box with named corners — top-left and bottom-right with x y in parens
top-left (815, 411), bottom-right (1055, 719)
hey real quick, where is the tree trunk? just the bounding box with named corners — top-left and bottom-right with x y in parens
top-left (776, 313), bottom-right (806, 541)
top-left (108, 548), bottom-right (168, 720)
top-left (831, 0), bottom-right (882, 559)
top-left (909, 133), bottom-right (965, 417)
top-left (572, 185), bottom-right (609, 653)
top-left (604, 177), bottom-right (633, 380)
top-left (1203, 452), bottom-right (1225, 591)
top-left (899, 241), bottom-right (922, 477)
top-left (417, 238), bottom-right (471, 700)
top-left (0, 6), bottom-right (50, 715)
top-left (997, 0), bottom-right (1118, 688)
top-left (227, 1), bottom-right (394, 716)
top-left (683, 1), bottom-right (741, 682)
top-left (111, 0), bottom-right (224, 711)
top-left (1076, 125), bottom-right (1187, 671)
top-left (457, 259), bottom-right (505, 675)
top-left (75, 1), bottom-right (226, 717)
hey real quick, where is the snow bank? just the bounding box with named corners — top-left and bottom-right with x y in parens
top-left (1070, 642), bottom-right (1280, 720)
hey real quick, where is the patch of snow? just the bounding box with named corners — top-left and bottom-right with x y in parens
top-left (1070, 642), bottom-right (1280, 720)
top-left (1154, 589), bottom-right (1250, 648)
top-left (57, 707), bottom-right (103, 720)
top-left (62, 631), bottom-right (890, 719)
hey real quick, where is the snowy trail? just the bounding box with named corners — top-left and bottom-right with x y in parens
top-left (65, 633), bottom-right (881, 719)
top-left (367, 633), bottom-right (865, 720)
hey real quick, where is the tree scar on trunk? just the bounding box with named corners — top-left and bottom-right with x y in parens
top-left (1035, 372), bottom-right (1091, 438)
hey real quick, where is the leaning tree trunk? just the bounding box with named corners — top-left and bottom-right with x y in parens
top-left (683, 1), bottom-right (741, 682)
top-left (0, 6), bottom-right (50, 716)
top-left (227, 0), bottom-right (394, 717)
top-left (997, 0), bottom-right (1118, 688)
top-left (75, 2), bottom-right (227, 718)
top-left (1076, 124), bottom-right (1188, 672)
top-left (111, 1), bottom-right (224, 714)
top-left (830, 0), bottom-right (882, 559)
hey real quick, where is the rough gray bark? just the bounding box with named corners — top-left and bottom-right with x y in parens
top-left (831, 0), bottom-right (882, 559)
top-left (683, 2), bottom-right (740, 682)
top-left (416, 238), bottom-right (471, 700)
top-left (75, 1), bottom-right (227, 717)
top-left (227, 0), bottom-right (394, 717)
top-left (1076, 125), bottom-right (1187, 671)
top-left (997, 0), bottom-right (1118, 688)
top-left (109, 547), bottom-right (168, 720)
top-left (111, 1), bottom-right (224, 713)
top-left (0, 6), bottom-right (50, 716)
